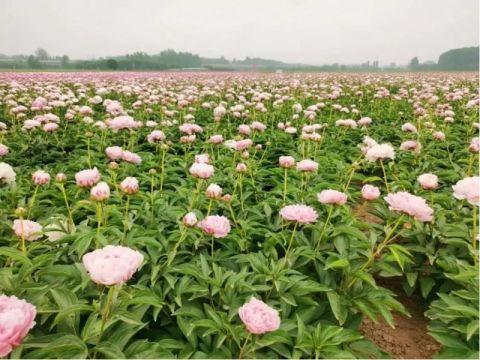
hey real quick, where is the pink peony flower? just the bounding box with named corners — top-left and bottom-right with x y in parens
top-left (418, 173), bottom-right (438, 190)
top-left (238, 124), bottom-right (251, 135)
top-left (183, 212), bottom-right (198, 227)
top-left (209, 134), bottom-right (224, 144)
top-left (108, 115), bottom-right (137, 130)
top-left (279, 204), bottom-right (318, 224)
top-left (12, 219), bottom-right (43, 241)
top-left (238, 298), bottom-right (280, 335)
top-left (433, 131), bottom-right (445, 141)
top-left (195, 154), bottom-right (210, 164)
top-left (452, 177), bottom-right (480, 206)
top-left (0, 144), bottom-right (8, 157)
top-left (296, 159), bottom-right (318, 172)
top-left (362, 184), bottom-right (380, 200)
top-left (236, 163), bottom-right (247, 173)
top-left (120, 177), bottom-right (139, 195)
top-left (147, 130), bottom-right (165, 144)
top-left (105, 146), bottom-right (123, 160)
top-left (82, 245), bottom-right (144, 286)
top-left (197, 215), bottom-right (231, 238)
top-left (358, 117), bottom-right (372, 126)
top-left (75, 168), bottom-right (101, 187)
top-left (365, 144), bottom-right (395, 162)
top-left (43, 123), bottom-right (59, 132)
top-left (90, 182), bottom-right (110, 201)
top-left (317, 190), bottom-right (347, 205)
top-left (469, 138), bottom-right (480, 153)
top-left (401, 122), bottom-right (418, 133)
top-left (384, 192), bottom-right (433, 222)
top-left (189, 163), bottom-right (214, 179)
top-left (32, 170), bottom-right (50, 186)
top-left (205, 183), bottom-right (222, 199)
top-left (279, 156), bottom-right (295, 168)
top-left (400, 140), bottom-right (422, 153)
top-left (0, 295), bottom-right (36, 357)
top-left (235, 139), bottom-right (253, 151)
top-left (121, 150), bottom-right (142, 164)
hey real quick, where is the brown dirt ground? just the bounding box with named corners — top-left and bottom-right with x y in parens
top-left (354, 204), bottom-right (441, 359)
top-left (359, 278), bottom-right (441, 359)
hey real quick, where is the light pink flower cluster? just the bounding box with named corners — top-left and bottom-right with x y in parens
top-left (384, 192), bottom-right (433, 222)
top-left (452, 177), bottom-right (480, 206)
top-left (120, 177), bottom-right (139, 194)
top-left (279, 204), bottom-right (318, 224)
top-left (189, 163), bottom-right (214, 179)
top-left (75, 168), bottom-right (101, 187)
top-left (179, 123), bottom-right (203, 135)
top-left (0, 144), bottom-right (8, 157)
top-left (418, 173), bottom-right (438, 190)
top-left (82, 245), bottom-right (144, 285)
top-left (361, 185), bottom-right (380, 200)
top-left (317, 190), bottom-right (347, 205)
top-left (12, 219), bottom-right (43, 241)
top-left (0, 295), bottom-right (37, 357)
top-left (105, 146), bottom-right (124, 160)
top-left (238, 298), bottom-right (280, 335)
top-left (209, 134), bottom-right (224, 144)
top-left (197, 215), bottom-right (231, 238)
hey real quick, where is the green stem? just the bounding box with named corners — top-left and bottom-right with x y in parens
top-left (98, 285), bottom-right (116, 344)
top-left (60, 183), bottom-right (74, 232)
top-left (239, 333), bottom-right (252, 359)
top-left (123, 196), bottom-right (130, 240)
top-left (283, 168), bottom-right (288, 204)
top-left (473, 205), bottom-right (478, 251)
top-left (284, 222), bottom-right (298, 267)
top-left (315, 206), bottom-right (334, 252)
top-left (27, 185), bottom-right (39, 219)
top-left (166, 226), bottom-right (188, 266)
top-left (160, 148), bottom-right (166, 193)
top-left (380, 160), bottom-right (390, 193)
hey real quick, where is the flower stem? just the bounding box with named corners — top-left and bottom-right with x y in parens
top-left (315, 206), bottom-right (334, 253)
top-left (60, 183), bottom-right (74, 232)
top-left (238, 333), bottom-right (252, 359)
top-left (98, 285), bottom-right (116, 344)
top-left (380, 160), bottom-right (390, 193)
top-left (27, 185), bottom-right (39, 219)
top-left (284, 222), bottom-right (298, 266)
top-left (283, 168), bottom-right (288, 204)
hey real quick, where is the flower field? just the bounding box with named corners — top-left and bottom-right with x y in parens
top-left (0, 71), bottom-right (478, 359)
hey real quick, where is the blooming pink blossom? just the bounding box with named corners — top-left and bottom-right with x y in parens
top-left (418, 173), bottom-right (438, 190)
top-left (400, 140), bottom-right (422, 153)
top-left (0, 144), bottom-right (8, 157)
top-left (122, 150), bottom-right (142, 164)
top-left (238, 124), bottom-right (251, 135)
top-left (279, 156), bottom-right (295, 168)
top-left (469, 138), bottom-right (480, 153)
top-left (235, 139), bottom-right (253, 151)
top-left (452, 177), bottom-right (480, 206)
top-left (317, 190), bottom-right (347, 205)
top-left (75, 168), bottom-right (101, 187)
top-left (296, 159), bottom-right (318, 172)
top-left (401, 122), bottom-right (418, 133)
top-left (209, 134), bottom-right (224, 144)
top-left (365, 144), bottom-right (395, 162)
top-left (0, 295), bottom-right (36, 357)
top-left (195, 154), bottom-right (210, 164)
top-left (105, 146), bottom-right (123, 160)
top-left (82, 245), bottom-right (144, 285)
top-left (384, 192), bottom-right (433, 222)
top-left (189, 163), bottom-right (214, 179)
top-left (108, 115), bottom-right (137, 130)
top-left (147, 130), bottom-right (165, 144)
top-left (120, 177), bottom-right (139, 195)
top-left (358, 117), bottom-right (372, 126)
top-left (361, 184), bottom-right (380, 200)
top-left (279, 204), bottom-right (318, 224)
top-left (32, 170), bottom-right (50, 186)
top-left (12, 219), bottom-right (43, 241)
top-left (238, 298), bottom-right (280, 335)
top-left (433, 131), bottom-right (445, 141)
top-left (90, 182), bottom-right (110, 201)
top-left (197, 215), bottom-right (231, 238)
top-left (43, 123), bottom-right (59, 132)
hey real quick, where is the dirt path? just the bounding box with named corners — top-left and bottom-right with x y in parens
top-left (359, 277), bottom-right (441, 359)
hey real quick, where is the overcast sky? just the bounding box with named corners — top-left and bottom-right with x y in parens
top-left (0, 0), bottom-right (478, 65)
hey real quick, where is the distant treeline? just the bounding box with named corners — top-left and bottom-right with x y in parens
top-left (0, 46), bottom-right (477, 71)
